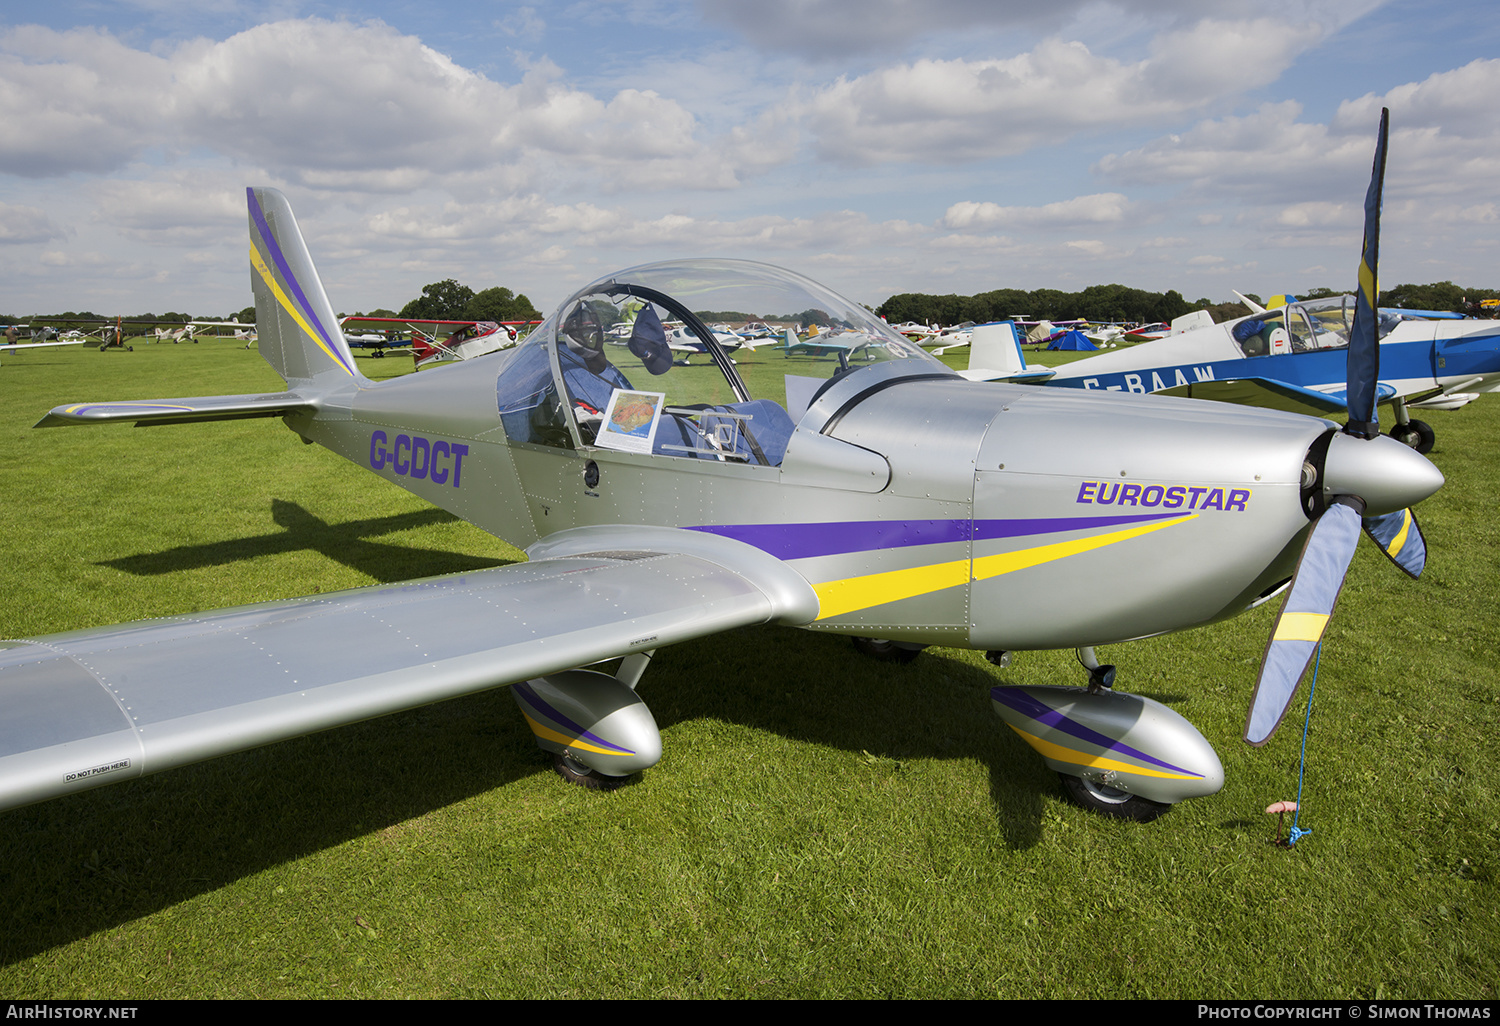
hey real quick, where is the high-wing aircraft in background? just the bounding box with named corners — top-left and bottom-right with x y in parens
top-left (1, 118), bottom-right (1445, 825)
top-left (0, 337), bottom-right (85, 364)
top-left (339, 315), bottom-right (533, 368)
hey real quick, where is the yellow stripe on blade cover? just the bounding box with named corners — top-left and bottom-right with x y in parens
top-left (1385, 508), bottom-right (1412, 558)
top-left (812, 513), bottom-right (1196, 620)
top-left (1359, 259), bottom-right (1378, 307)
top-left (1273, 611), bottom-right (1330, 643)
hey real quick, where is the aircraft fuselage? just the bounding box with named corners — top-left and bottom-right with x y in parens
top-left (291, 351), bottom-right (1330, 654)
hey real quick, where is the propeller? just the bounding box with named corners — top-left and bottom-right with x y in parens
top-left (1244, 108), bottom-right (1444, 746)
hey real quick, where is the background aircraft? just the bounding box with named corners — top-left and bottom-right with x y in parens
top-left (975, 286), bottom-right (1498, 455)
top-left (339, 315), bottom-right (536, 368)
top-left (2, 138), bottom-right (1443, 824)
top-left (0, 337), bottom-right (84, 364)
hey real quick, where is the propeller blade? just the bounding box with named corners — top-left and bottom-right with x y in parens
top-left (1245, 500), bottom-right (1364, 746)
top-left (1345, 108), bottom-right (1389, 439)
top-left (1362, 507), bottom-right (1427, 579)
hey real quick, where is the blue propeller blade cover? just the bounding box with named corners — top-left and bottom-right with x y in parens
top-left (1245, 501), bottom-right (1363, 746)
top-left (1345, 109), bottom-right (1389, 438)
top-left (1363, 507), bottom-right (1426, 579)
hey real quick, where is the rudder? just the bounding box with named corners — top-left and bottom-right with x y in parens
top-left (248, 187), bottom-right (363, 386)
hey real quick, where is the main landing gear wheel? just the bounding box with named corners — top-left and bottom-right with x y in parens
top-left (1388, 419), bottom-right (1435, 455)
top-left (1060, 774), bottom-right (1170, 822)
top-left (552, 751), bottom-right (630, 791)
top-left (852, 637), bottom-right (924, 664)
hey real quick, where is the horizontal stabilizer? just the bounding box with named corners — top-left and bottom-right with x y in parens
top-left (959, 366), bottom-right (1056, 383)
top-left (35, 392), bottom-right (315, 428)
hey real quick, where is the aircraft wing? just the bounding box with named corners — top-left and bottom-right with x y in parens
top-left (1155, 376), bottom-right (1396, 417)
top-left (2, 341), bottom-right (86, 351)
top-left (340, 316), bottom-right (477, 335)
top-left (1380, 307), bottom-right (1467, 320)
top-left (0, 529), bottom-right (815, 814)
top-left (34, 392), bottom-right (316, 428)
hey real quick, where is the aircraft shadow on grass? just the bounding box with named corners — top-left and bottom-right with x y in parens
top-left (98, 500), bottom-right (516, 583)
top-left (0, 617), bottom-right (1201, 964)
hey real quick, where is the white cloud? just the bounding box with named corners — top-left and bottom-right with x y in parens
top-left (1098, 85), bottom-right (1500, 219)
top-left (0, 202), bottom-right (67, 243)
top-left (0, 19), bottom-right (766, 193)
top-left (1274, 201), bottom-right (1350, 228)
top-left (1334, 58), bottom-right (1500, 141)
top-left (88, 172), bottom-right (245, 244)
top-left (796, 20), bottom-right (1328, 165)
top-left (0, 27), bottom-right (171, 177)
top-left (1095, 101), bottom-right (1380, 201)
top-left (942, 193), bottom-right (1132, 229)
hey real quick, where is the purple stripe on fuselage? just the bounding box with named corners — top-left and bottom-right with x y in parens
top-left (511, 681), bottom-right (635, 755)
top-left (686, 513), bottom-right (1182, 562)
top-left (990, 687), bottom-right (1199, 777)
top-left (246, 188), bottom-right (351, 374)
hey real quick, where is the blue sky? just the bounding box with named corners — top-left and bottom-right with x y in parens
top-left (2, 0), bottom-right (1497, 319)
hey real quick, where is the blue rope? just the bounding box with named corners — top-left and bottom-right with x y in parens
top-left (1287, 643), bottom-right (1321, 846)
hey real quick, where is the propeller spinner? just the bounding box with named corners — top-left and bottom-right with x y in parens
top-left (1244, 108), bottom-right (1445, 746)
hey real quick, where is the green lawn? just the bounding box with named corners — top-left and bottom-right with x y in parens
top-left (0, 339), bottom-right (1494, 998)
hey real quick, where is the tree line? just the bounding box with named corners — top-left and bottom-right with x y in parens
top-left (387, 279), bottom-right (542, 323)
top-left (9, 279), bottom-right (1496, 333)
top-left (877, 284), bottom-right (1196, 327)
top-left (876, 280), bottom-right (1500, 327)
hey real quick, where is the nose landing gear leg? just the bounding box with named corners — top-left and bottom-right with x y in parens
top-left (1076, 646), bottom-right (1116, 691)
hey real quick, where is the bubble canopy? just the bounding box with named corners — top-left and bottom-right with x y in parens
top-left (496, 259), bottom-right (951, 462)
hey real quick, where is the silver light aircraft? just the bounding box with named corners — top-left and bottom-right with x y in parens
top-left (1, 140), bottom-right (1443, 823)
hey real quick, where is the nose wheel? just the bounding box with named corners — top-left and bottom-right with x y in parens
top-left (1387, 418), bottom-right (1434, 454)
top-left (1060, 774), bottom-right (1169, 822)
top-left (852, 637), bottom-right (925, 663)
top-left (553, 752), bottom-right (631, 791)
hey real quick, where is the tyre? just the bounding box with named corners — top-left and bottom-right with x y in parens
top-left (1060, 773), bottom-right (1169, 822)
top-left (1388, 419), bottom-right (1435, 455)
top-left (552, 751), bottom-right (630, 791)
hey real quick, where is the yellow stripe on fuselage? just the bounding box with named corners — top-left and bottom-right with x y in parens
top-left (249, 244), bottom-right (353, 376)
top-left (970, 514), bottom-right (1197, 580)
top-left (812, 513), bottom-right (1197, 620)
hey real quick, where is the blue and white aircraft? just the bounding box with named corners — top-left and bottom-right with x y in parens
top-left (972, 293), bottom-right (1500, 455)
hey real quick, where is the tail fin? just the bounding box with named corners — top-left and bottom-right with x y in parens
top-left (966, 322), bottom-right (1024, 376)
top-left (247, 187), bottom-right (363, 386)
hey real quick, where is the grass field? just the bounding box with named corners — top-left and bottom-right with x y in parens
top-left (0, 338), bottom-right (1495, 999)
